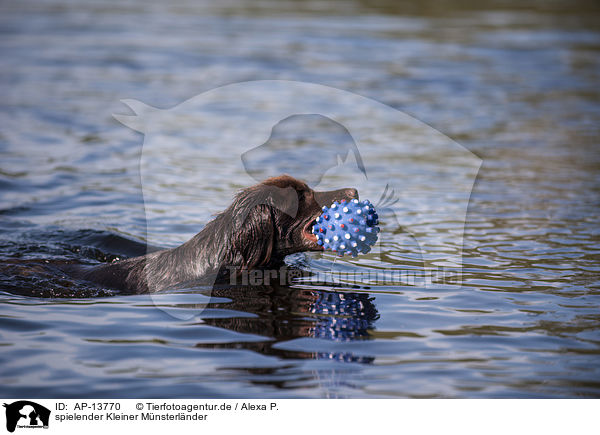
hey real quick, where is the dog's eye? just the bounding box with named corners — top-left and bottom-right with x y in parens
top-left (299, 189), bottom-right (313, 203)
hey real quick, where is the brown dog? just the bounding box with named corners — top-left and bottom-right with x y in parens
top-left (75, 175), bottom-right (358, 293)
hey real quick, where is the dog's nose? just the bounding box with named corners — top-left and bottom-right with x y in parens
top-left (346, 188), bottom-right (359, 199)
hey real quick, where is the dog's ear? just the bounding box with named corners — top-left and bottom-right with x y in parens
top-left (232, 204), bottom-right (275, 270)
top-left (263, 185), bottom-right (298, 218)
top-left (228, 182), bottom-right (299, 271)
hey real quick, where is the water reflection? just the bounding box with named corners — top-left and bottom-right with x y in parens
top-left (197, 281), bottom-right (379, 364)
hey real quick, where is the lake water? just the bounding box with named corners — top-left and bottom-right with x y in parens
top-left (1, 0), bottom-right (599, 398)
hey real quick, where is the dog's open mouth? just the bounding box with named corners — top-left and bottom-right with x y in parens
top-left (302, 215), bottom-right (320, 247)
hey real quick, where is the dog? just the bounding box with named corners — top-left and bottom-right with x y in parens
top-left (73, 175), bottom-right (358, 293)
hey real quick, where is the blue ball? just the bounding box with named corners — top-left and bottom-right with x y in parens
top-left (312, 199), bottom-right (380, 257)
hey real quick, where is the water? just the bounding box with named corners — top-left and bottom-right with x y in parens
top-left (1, 0), bottom-right (599, 398)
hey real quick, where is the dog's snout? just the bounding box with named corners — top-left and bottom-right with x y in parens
top-left (345, 188), bottom-right (359, 200)
top-left (314, 187), bottom-right (359, 208)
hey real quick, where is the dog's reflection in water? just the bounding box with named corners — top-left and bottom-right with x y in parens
top-left (196, 280), bottom-right (379, 364)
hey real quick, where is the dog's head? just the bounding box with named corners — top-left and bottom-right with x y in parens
top-left (228, 175), bottom-right (358, 269)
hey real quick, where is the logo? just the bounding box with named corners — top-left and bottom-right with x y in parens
top-left (114, 80), bottom-right (481, 318)
top-left (3, 401), bottom-right (50, 433)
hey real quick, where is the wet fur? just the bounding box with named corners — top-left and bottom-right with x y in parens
top-left (74, 175), bottom-right (357, 293)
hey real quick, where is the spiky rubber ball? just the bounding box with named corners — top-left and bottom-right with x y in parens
top-left (312, 199), bottom-right (379, 257)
